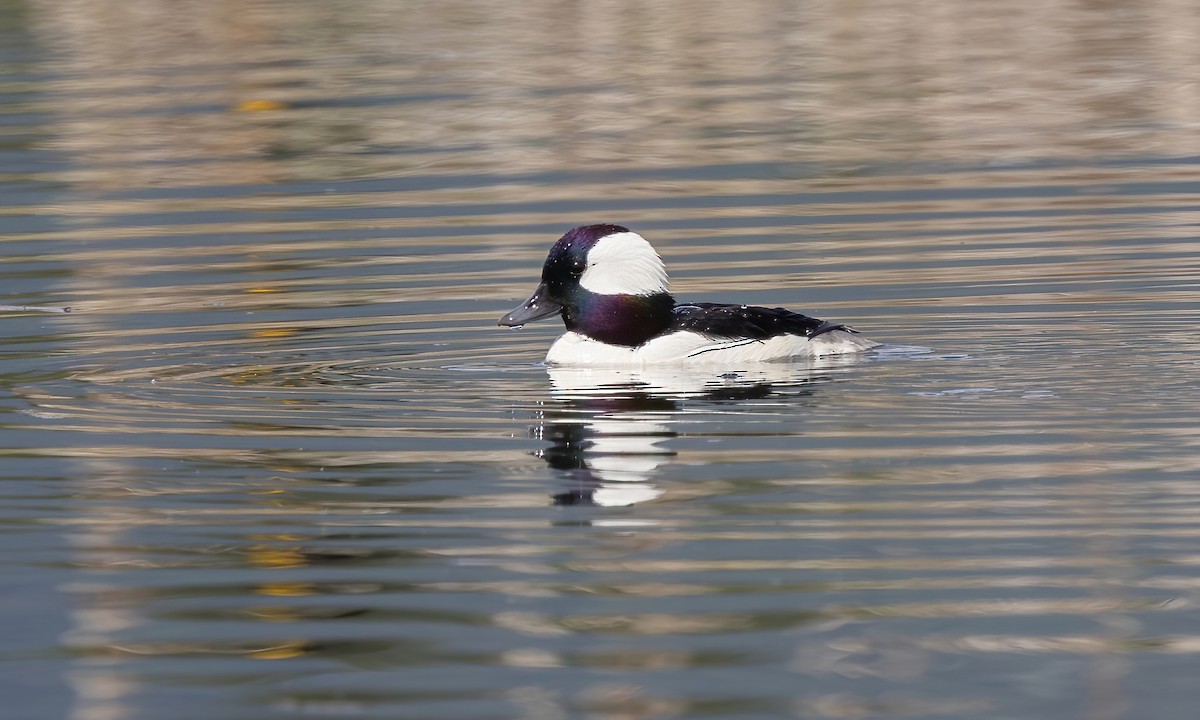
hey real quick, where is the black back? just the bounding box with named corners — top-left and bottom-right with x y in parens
top-left (669, 303), bottom-right (852, 340)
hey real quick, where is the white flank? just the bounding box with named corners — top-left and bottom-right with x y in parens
top-left (578, 231), bottom-right (669, 296)
top-left (545, 330), bottom-right (879, 365)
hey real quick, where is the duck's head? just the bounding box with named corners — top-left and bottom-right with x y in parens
top-left (499, 224), bottom-right (675, 346)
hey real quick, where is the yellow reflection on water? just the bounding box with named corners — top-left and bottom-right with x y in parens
top-left (20, 0), bottom-right (1200, 190)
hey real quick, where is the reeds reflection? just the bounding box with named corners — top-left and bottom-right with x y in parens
top-left (25, 0), bottom-right (1200, 193)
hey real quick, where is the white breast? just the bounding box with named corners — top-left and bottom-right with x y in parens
top-left (545, 330), bottom-right (878, 365)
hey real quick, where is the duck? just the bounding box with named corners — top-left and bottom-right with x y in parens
top-left (498, 224), bottom-right (878, 364)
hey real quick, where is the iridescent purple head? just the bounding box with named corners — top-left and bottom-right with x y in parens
top-left (499, 224), bottom-right (675, 346)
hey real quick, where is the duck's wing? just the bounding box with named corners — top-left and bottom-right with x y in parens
top-left (669, 303), bottom-right (854, 340)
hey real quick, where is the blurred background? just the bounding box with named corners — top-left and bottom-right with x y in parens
top-left (14, 0), bottom-right (1200, 185)
top-left (3, 1), bottom-right (1199, 719)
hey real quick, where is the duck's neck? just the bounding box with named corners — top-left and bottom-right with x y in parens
top-left (564, 290), bottom-right (675, 347)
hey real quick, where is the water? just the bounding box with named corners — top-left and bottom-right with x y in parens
top-left (3, 1), bottom-right (1200, 719)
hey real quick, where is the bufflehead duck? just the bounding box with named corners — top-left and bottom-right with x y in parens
top-left (498, 224), bottom-right (878, 364)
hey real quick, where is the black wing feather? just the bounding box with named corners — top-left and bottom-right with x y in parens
top-left (669, 303), bottom-right (853, 340)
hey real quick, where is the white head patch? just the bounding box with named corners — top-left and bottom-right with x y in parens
top-left (578, 231), bottom-right (670, 296)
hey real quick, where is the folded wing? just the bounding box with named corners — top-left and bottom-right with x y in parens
top-left (669, 303), bottom-right (853, 340)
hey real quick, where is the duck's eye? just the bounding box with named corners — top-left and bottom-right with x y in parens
top-left (570, 259), bottom-right (586, 274)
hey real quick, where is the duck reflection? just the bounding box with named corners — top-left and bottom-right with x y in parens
top-left (538, 387), bottom-right (678, 508)
top-left (533, 360), bottom-right (864, 508)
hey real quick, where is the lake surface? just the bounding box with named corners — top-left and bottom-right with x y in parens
top-left (3, 1), bottom-right (1199, 719)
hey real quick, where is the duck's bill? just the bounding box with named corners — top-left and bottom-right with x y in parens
top-left (498, 284), bottom-right (563, 326)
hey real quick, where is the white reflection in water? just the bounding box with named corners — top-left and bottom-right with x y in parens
top-left (534, 355), bottom-right (873, 510)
